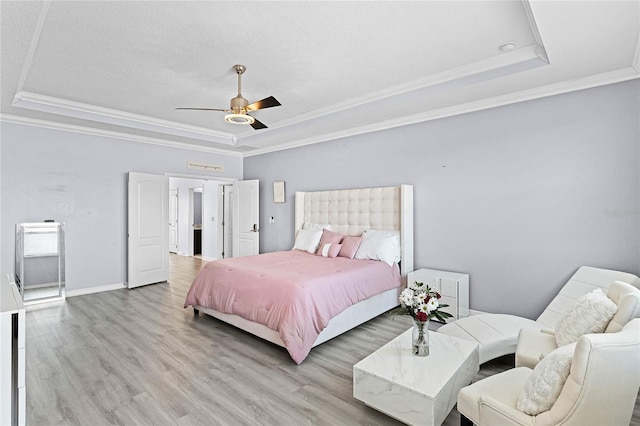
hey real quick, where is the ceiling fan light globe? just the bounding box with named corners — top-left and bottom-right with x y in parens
top-left (225, 113), bottom-right (255, 125)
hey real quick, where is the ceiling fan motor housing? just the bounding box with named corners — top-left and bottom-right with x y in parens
top-left (230, 94), bottom-right (249, 113)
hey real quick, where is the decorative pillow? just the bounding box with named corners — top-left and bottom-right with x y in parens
top-left (338, 236), bottom-right (362, 259)
top-left (292, 229), bottom-right (323, 253)
top-left (302, 222), bottom-right (331, 231)
top-left (319, 243), bottom-right (342, 258)
top-left (315, 229), bottom-right (344, 255)
top-left (605, 281), bottom-right (640, 333)
top-left (354, 230), bottom-right (400, 266)
top-left (605, 292), bottom-right (640, 333)
top-left (554, 289), bottom-right (618, 347)
top-left (516, 343), bottom-right (576, 415)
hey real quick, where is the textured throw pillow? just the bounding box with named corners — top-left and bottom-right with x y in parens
top-left (338, 236), bottom-right (362, 259)
top-left (516, 343), bottom-right (576, 415)
top-left (292, 229), bottom-right (323, 253)
top-left (320, 243), bottom-right (342, 258)
top-left (554, 288), bottom-right (618, 347)
top-left (315, 229), bottom-right (343, 255)
top-left (605, 292), bottom-right (640, 333)
top-left (605, 281), bottom-right (640, 333)
top-left (354, 230), bottom-right (400, 266)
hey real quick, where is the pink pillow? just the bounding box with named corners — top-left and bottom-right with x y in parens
top-left (338, 235), bottom-right (362, 259)
top-left (320, 243), bottom-right (342, 258)
top-left (316, 229), bottom-right (343, 255)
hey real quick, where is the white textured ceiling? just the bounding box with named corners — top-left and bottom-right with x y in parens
top-left (1, 1), bottom-right (639, 156)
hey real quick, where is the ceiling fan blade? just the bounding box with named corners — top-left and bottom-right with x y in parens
top-left (246, 96), bottom-right (281, 111)
top-left (250, 117), bottom-right (268, 130)
top-left (176, 107), bottom-right (229, 112)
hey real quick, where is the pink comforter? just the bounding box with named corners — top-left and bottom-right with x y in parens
top-left (184, 250), bottom-right (401, 364)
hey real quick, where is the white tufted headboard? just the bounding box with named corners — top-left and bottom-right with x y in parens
top-left (294, 185), bottom-right (414, 278)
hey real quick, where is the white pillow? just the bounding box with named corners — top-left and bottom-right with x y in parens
top-left (354, 229), bottom-right (400, 266)
top-left (292, 229), bottom-right (323, 253)
top-left (302, 222), bottom-right (331, 231)
top-left (554, 288), bottom-right (618, 347)
top-left (516, 343), bottom-right (576, 415)
top-left (605, 281), bottom-right (640, 333)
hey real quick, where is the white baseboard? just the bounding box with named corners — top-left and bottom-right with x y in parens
top-left (66, 282), bottom-right (127, 297)
top-left (468, 309), bottom-right (488, 316)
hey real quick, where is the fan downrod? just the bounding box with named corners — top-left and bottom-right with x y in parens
top-left (233, 65), bottom-right (246, 75)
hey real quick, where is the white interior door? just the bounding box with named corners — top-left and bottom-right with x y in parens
top-left (169, 188), bottom-right (178, 253)
top-left (218, 184), bottom-right (233, 259)
top-left (232, 179), bottom-right (259, 257)
top-left (225, 186), bottom-right (234, 258)
top-left (128, 172), bottom-right (169, 288)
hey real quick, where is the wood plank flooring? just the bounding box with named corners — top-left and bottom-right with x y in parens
top-left (25, 254), bottom-right (640, 425)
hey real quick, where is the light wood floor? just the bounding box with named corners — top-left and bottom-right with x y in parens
top-left (25, 254), bottom-right (640, 425)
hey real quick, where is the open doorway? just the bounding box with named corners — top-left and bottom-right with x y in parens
top-left (169, 176), bottom-right (233, 261)
top-left (169, 188), bottom-right (178, 253)
top-left (128, 172), bottom-right (255, 289)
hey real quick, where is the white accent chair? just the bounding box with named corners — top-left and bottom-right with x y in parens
top-left (515, 280), bottom-right (640, 369)
top-left (457, 318), bottom-right (640, 426)
top-left (438, 266), bottom-right (640, 364)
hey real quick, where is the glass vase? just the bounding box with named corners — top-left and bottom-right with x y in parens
top-left (412, 319), bottom-right (429, 356)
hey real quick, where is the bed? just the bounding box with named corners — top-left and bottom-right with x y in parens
top-left (184, 184), bottom-right (414, 363)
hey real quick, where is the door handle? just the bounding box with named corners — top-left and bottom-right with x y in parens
top-left (251, 224), bottom-right (259, 232)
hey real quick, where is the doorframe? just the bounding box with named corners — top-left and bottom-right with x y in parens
top-left (217, 183), bottom-right (233, 259)
top-left (187, 188), bottom-right (194, 257)
top-left (188, 186), bottom-right (204, 257)
top-left (169, 188), bottom-right (179, 253)
top-left (166, 173), bottom-right (237, 259)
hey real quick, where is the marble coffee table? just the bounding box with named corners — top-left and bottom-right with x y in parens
top-left (353, 328), bottom-right (479, 426)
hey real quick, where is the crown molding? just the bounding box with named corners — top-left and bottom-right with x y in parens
top-left (0, 114), bottom-right (244, 157)
top-left (244, 67), bottom-right (640, 157)
top-left (6, 70), bottom-right (638, 161)
top-left (240, 44), bottom-right (549, 143)
top-left (5, 66), bottom-right (638, 160)
top-left (15, 1), bottom-right (51, 94)
top-left (12, 0), bottom-right (235, 146)
top-left (12, 91), bottom-right (236, 145)
top-left (10, 44), bottom-right (549, 153)
top-left (521, 0), bottom-right (549, 63)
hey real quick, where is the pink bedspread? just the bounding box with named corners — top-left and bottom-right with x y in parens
top-left (184, 250), bottom-right (401, 364)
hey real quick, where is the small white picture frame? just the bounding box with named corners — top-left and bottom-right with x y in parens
top-left (273, 181), bottom-right (285, 203)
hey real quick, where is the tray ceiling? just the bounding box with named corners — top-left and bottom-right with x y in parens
top-left (1, 1), bottom-right (639, 156)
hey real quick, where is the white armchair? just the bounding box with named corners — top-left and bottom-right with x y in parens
top-left (438, 266), bottom-right (640, 364)
top-left (515, 280), bottom-right (640, 368)
top-left (457, 318), bottom-right (640, 426)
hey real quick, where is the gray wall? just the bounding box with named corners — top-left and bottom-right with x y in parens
top-left (1, 123), bottom-right (242, 292)
top-left (244, 80), bottom-right (640, 319)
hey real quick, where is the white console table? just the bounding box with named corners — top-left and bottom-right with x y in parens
top-left (408, 268), bottom-right (469, 320)
top-left (0, 275), bottom-right (25, 426)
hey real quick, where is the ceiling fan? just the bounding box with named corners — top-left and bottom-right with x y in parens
top-left (176, 64), bottom-right (281, 130)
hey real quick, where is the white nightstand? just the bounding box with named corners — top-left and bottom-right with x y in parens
top-left (407, 268), bottom-right (469, 320)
